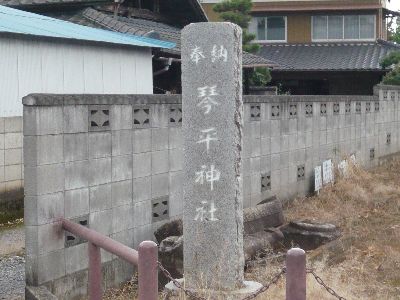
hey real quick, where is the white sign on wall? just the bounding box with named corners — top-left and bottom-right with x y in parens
top-left (314, 166), bottom-right (322, 192)
top-left (323, 159), bottom-right (334, 185)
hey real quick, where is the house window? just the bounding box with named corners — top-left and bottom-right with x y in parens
top-left (312, 15), bottom-right (375, 41)
top-left (328, 16), bottom-right (343, 39)
top-left (344, 15), bottom-right (360, 39)
top-left (313, 16), bottom-right (328, 40)
top-left (360, 15), bottom-right (375, 39)
top-left (249, 16), bottom-right (287, 42)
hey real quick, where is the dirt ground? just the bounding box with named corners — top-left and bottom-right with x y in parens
top-left (245, 158), bottom-right (400, 299)
top-left (105, 158), bottom-right (400, 299)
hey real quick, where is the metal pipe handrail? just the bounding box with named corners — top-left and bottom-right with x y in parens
top-left (59, 218), bottom-right (158, 300)
top-left (61, 218), bottom-right (139, 265)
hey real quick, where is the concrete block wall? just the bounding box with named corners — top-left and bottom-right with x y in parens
top-left (23, 95), bottom-right (182, 299)
top-left (23, 86), bottom-right (400, 298)
top-left (242, 91), bottom-right (399, 206)
top-left (0, 116), bottom-right (23, 209)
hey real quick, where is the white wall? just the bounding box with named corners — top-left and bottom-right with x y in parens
top-left (0, 36), bottom-right (153, 117)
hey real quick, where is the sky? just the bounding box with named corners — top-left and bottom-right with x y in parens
top-left (387, 1), bottom-right (400, 12)
top-left (387, 1), bottom-right (400, 29)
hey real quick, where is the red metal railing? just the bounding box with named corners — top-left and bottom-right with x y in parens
top-left (60, 218), bottom-right (158, 300)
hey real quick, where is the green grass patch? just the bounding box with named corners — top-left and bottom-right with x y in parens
top-left (0, 207), bottom-right (24, 227)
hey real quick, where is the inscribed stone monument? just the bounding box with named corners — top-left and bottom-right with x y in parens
top-left (181, 22), bottom-right (244, 291)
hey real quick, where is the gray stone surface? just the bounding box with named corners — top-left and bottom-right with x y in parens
top-left (182, 22), bottom-right (244, 290)
top-left (165, 279), bottom-right (262, 299)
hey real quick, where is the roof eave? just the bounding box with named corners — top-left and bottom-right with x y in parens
top-left (243, 63), bottom-right (277, 69)
top-left (0, 30), bottom-right (174, 50)
top-left (252, 3), bottom-right (382, 13)
top-left (188, 0), bottom-right (208, 22)
top-left (383, 8), bottom-right (400, 18)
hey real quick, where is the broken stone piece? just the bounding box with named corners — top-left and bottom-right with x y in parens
top-left (281, 220), bottom-right (341, 250)
top-left (154, 198), bottom-right (284, 242)
top-left (244, 199), bottom-right (284, 234)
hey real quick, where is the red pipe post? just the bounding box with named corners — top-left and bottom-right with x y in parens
top-left (286, 248), bottom-right (306, 300)
top-left (138, 241), bottom-right (158, 300)
top-left (88, 242), bottom-right (102, 300)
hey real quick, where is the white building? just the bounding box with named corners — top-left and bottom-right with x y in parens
top-left (0, 5), bottom-right (174, 204)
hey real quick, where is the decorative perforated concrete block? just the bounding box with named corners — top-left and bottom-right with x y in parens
top-left (64, 215), bottom-right (89, 248)
top-left (333, 103), bottom-right (340, 114)
top-left (305, 103), bottom-right (313, 117)
top-left (297, 165), bottom-right (305, 181)
top-left (375, 101), bottom-right (380, 112)
top-left (289, 104), bottom-right (297, 118)
top-left (271, 104), bottom-right (281, 119)
top-left (383, 91), bottom-right (388, 100)
top-left (169, 105), bottom-right (182, 126)
top-left (151, 196), bottom-right (169, 222)
top-left (366, 102), bottom-right (371, 113)
top-left (89, 105), bottom-right (110, 131)
top-left (250, 105), bottom-right (261, 121)
top-left (387, 133), bottom-right (391, 145)
top-left (356, 102), bottom-right (361, 114)
top-left (261, 172), bottom-right (271, 192)
top-left (133, 106), bottom-right (151, 128)
top-left (320, 103), bottom-right (327, 116)
top-left (345, 102), bottom-right (351, 114)
top-left (370, 148), bottom-right (375, 160)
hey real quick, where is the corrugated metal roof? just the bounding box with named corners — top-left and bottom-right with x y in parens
top-left (259, 40), bottom-right (400, 71)
top-left (0, 5), bottom-right (175, 49)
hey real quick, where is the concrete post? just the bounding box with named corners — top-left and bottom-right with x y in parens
top-left (138, 241), bottom-right (158, 300)
top-left (286, 248), bottom-right (306, 300)
top-left (88, 242), bottom-right (102, 300)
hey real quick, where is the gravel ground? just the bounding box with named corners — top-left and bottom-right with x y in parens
top-left (0, 225), bottom-right (25, 300)
top-left (0, 256), bottom-right (25, 300)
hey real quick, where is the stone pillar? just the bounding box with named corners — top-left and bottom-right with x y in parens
top-left (181, 22), bottom-right (244, 291)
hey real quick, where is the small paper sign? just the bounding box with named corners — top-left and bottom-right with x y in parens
top-left (323, 159), bottom-right (334, 185)
top-left (350, 154), bottom-right (356, 165)
top-left (338, 160), bottom-right (348, 177)
top-left (314, 166), bottom-right (322, 192)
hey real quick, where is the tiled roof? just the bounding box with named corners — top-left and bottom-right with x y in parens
top-left (0, 5), bottom-right (175, 49)
top-left (78, 8), bottom-right (276, 67)
top-left (258, 40), bottom-right (400, 71)
top-left (83, 8), bottom-right (181, 55)
top-left (242, 51), bottom-right (279, 68)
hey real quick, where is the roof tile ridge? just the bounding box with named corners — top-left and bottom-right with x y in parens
top-left (377, 38), bottom-right (400, 48)
top-left (82, 7), bottom-right (148, 36)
